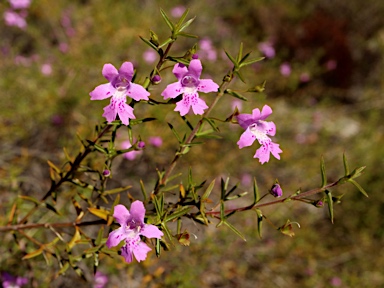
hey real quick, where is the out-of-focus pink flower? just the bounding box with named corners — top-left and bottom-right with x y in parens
top-left (1, 272), bottom-right (28, 288)
top-left (231, 99), bottom-right (243, 111)
top-left (149, 136), bottom-right (163, 147)
top-left (14, 55), bottom-right (31, 66)
top-left (241, 173), bottom-right (252, 186)
top-left (41, 63), bottom-right (52, 76)
top-left (280, 63), bottom-right (291, 77)
top-left (93, 271), bottom-right (108, 288)
top-left (122, 140), bottom-right (143, 161)
top-left (170, 5), bottom-right (185, 18)
top-left (258, 41), bottom-right (275, 59)
top-left (143, 49), bottom-right (157, 64)
top-left (326, 59), bottom-right (337, 71)
top-left (4, 10), bottom-right (27, 29)
top-left (199, 38), bottom-right (217, 61)
top-left (59, 42), bottom-right (69, 53)
top-left (330, 276), bottom-right (342, 287)
top-left (299, 72), bottom-right (311, 83)
top-left (9, 0), bottom-right (31, 9)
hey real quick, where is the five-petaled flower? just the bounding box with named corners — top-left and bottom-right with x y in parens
top-left (237, 105), bottom-right (282, 164)
top-left (90, 62), bottom-right (150, 125)
top-left (106, 201), bottom-right (163, 263)
top-left (161, 59), bottom-right (219, 116)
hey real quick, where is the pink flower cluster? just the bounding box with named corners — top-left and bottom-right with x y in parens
top-left (3, 0), bottom-right (31, 29)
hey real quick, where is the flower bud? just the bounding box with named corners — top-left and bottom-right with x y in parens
top-left (102, 169), bottom-right (111, 177)
top-left (270, 183), bottom-right (283, 198)
top-left (192, 53), bottom-right (199, 59)
top-left (151, 75), bottom-right (161, 84)
top-left (138, 141), bottom-right (145, 149)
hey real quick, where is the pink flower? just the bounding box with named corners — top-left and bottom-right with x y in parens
top-left (121, 140), bottom-right (143, 161)
top-left (280, 63), bottom-right (291, 77)
top-left (170, 5), bottom-right (185, 18)
top-left (90, 62), bottom-right (150, 125)
top-left (142, 49), bottom-right (157, 64)
top-left (258, 41), bottom-right (275, 59)
top-left (1, 272), bottom-right (28, 288)
top-left (4, 10), bottom-right (27, 29)
top-left (106, 201), bottom-right (163, 263)
top-left (237, 105), bottom-right (282, 164)
top-left (161, 59), bottom-right (219, 116)
top-left (149, 136), bottom-right (163, 147)
top-left (199, 38), bottom-right (217, 61)
top-left (93, 271), bottom-right (108, 288)
top-left (9, 0), bottom-right (31, 9)
top-left (41, 63), bottom-right (52, 75)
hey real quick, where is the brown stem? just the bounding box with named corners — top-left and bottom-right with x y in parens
top-left (0, 219), bottom-right (107, 233)
top-left (206, 180), bottom-right (340, 215)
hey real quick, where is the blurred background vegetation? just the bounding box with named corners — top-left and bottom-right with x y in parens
top-left (1, 0), bottom-right (383, 287)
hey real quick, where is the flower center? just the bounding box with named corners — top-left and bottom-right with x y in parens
top-left (181, 75), bottom-right (199, 88)
top-left (113, 75), bottom-right (130, 90)
top-left (249, 121), bottom-right (269, 141)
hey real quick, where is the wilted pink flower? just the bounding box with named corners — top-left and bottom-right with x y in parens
top-left (161, 59), bottom-right (219, 116)
top-left (149, 136), bottom-right (163, 147)
top-left (237, 105), bottom-right (282, 164)
top-left (9, 0), bottom-right (31, 9)
top-left (93, 271), bottom-right (108, 288)
top-left (170, 5), bottom-right (185, 17)
top-left (143, 49), bottom-right (157, 64)
top-left (258, 41), bottom-right (275, 59)
top-left (1, 272), bottom-right (28, 288)
top-left (270, 183), bottom-right (283, 197)
top-left (280, 63), bottom-right (291, 77)
top-left (90, 62), bottom-right (149, 125)
top-left (106, 201), bottom-right (163, 263)
top-left (4, 10), bottom-right (27, 29)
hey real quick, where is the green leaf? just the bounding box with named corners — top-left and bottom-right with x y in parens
top-left (177, 32), bottom-right (198, 38)
top-left (325, 190), bottom-right (334, 223)
top-left (158, 37), bottom-right (174, 49)
top-left (223, 221), bottom-right (246, 241)
top-left (178, 16), bottom-right (196, 33)
top-left (161, 222), bottom-right (173, 242)
top-left (175, 8), bottom-right (189, 28)
top-left (349, 179), bottom-right (368, 197)
top-left (139, 180), bottom-right (147, 202)
top-left (139, 36), bottom-right (159, 51)
top-left (103, 185), bottom-right (132, 195)
top-left (168, 122), bottom-right (181, 143)
top-left (225, 89), bottom-right (248, 101)
top-left (253, 178), bottom-right (260, 204)
top-left (164, 206), bottom-right (190, 222)
top-left (225, 191), bottom-right (248, 200)
top-left (236, 42), bottom-right (244, 63)
top-left (160, 8), bottom-right (175, 31)
top-left (255, 209), bottom-right (263, 238)
top-left (43, 203), bottom-right (61, 215)
top-left (234, 70), bottom-right (246, 83)
top-left (239, 57), bottom-right (265, 67)
top-left (320, 156), bottom-right (326, 187)
top-left (224, 50), bottom-right (237, 66)
top-left (95, 226), bottom-right (104, 246)
top-left (343, 153), bottom-right (350, 175)
top-left (22, 247), bottom-right (43, 260)
top-left (202, 179), bottom-right (215, 200)
top-left (203, 117), bottom-right (220, 132)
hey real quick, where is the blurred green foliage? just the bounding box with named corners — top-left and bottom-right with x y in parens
top-left (0, 0), bottom-right (383, 287)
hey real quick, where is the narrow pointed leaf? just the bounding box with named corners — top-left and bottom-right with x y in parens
top-left (202, 179), bottom-right (215, 200)
top-left (176, 8), bottom-right (190, 28)
top-left (239, 57), bottom-right (265, 67)
top-left (139, 36), bottom-right (159, 51)
top-left (178, 16), bottom-right (196, 33)
top-left (253, 178), bottom-right (260, 204)
top-left (88, 207), bottom-right (109, 221)
top-left (255, 209), bottom-right (263, 238)
top-left (325, 190), bottom-right (334, 223)
top-left (160, 8), bottom-right (175, 31)
top-left (223, 221), bottom-right (246, 241)
top-left (320, 156), bottom-right (326, 187)
top-left (224, 50), bottom-right (237, 66)
top-left (236, 42), bottom-right (243, 63)
top-left (164, 206), bottom-right (190, 222)
top-left (349, 179), bottom-right (368, 197)
top-left (168, 122), bottom-right (181, 142)
top-left (343, 153), bottom-right (349, 175)
top-left (225, 89), bottom-right (248, 101)
top-left (22, 247), bottom-right (43, 260)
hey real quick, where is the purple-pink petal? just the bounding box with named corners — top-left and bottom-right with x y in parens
top-left (113, 204), bottom-right (130, 225)
top-left (129, 201), bottom-right (146, 224)
top-left (255, 144), bottom-right (271, 164)
top-left (258, 105), bottom-right (273, 120)
top-left (106, 228), bottom-right (126, 248)
top-left (236, 113), bottom-right (254, 130)
top-left (174, 99), bottom-right (191, 116)
top-left (132, 242), bottom-right (152, 262)
top-left (117, 103), bottom-right (135, 126)
top-left (237, 128), bottom-right (257, 149)
top-left (102, 103), bottom-right (118, 123)
top-left (141, 224), bottom-right (163, 239)
top-left (102, 64), bottom-right (118, 82)
top-left (126, 83), bottom-right (150, 101)
top-left (270, 142), bottom-right (282, 159)
top-left (90, 83), bottom-right (115, 100)
top-left (197, 79), bottom-right (219, 93)
top-left (188, 59), bottom-right (203, 78)
top-left (118, 62), bottom-right (134, 82)
top-left (265, 121), bottom-right (276, 136)
top-left (120, 244), bottom-right (133, 263)
top-left (191, 97), bottom-right (208, 115)
top-left (172, 63), bottom-right (188, 80)
top-left (162, 82), bottom-right (184, 99)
